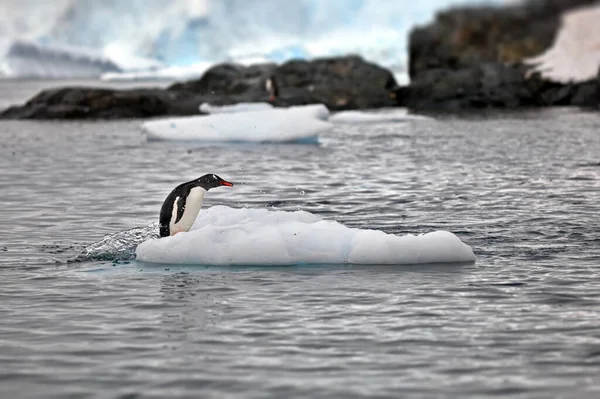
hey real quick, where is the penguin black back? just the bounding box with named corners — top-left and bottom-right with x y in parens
top-left (159, 174), bottom-right (233, 237)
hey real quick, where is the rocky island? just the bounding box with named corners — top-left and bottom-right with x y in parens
top-left (400, 0), bottom-right (600, 110)
top-left (0, 56), bottom-right (397, 119)
top-left (1, 0), bottom-right (598, 119)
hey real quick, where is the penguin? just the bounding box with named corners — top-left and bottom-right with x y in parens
top-left (265, 74), bottom-right (279, 102)
top-left (159, 174), bottom-right (233, 237)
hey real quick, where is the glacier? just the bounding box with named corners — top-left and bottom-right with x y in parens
top-left (0, 0), bottom-right (504, 79)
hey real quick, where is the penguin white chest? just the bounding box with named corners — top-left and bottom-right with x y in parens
top-left (170, 187), bottom-right (206, 235)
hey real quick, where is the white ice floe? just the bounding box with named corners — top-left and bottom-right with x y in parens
top-left (197, 102), bottom-right (329, 120)
top-left (142, 104), bottom-right (331, 143)
top-left (525, 4), bottom-right (600, 83)
top-left (136, 206), bottom-right (476, 266)
top-left (329, 109), bottom-right (431, 123)
top-left (199, 102), bottom-right (274, 114)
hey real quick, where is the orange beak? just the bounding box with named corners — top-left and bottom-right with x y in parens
top-left (220, 180), bottom-right (234, 187)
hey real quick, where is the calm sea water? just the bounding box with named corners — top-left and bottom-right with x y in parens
top-left (1, 80), bottom-right (600, 399)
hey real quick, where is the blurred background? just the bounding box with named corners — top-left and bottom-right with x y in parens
top-left (0, 0), bottom-right (507, 82)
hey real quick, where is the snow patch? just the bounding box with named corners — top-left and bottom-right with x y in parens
top-left (525, 5), bottom-right (600, 83)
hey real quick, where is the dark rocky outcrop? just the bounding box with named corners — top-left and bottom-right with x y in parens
top-left (169, 55), bottom-right (398, 110)
top-left (399, 63), bottom-right (532, 110)
top-left (0, 87), bottom-right (195, 119)
top-left (395, 63), bottom-right (599, 111)
top-left (409, 0), bottom-right (597, 79)
top-left (0, 56), bottom-right (398, 119)
top-left (401, 0), bottom-right (600, 111)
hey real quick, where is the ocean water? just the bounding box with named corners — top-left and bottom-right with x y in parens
top-left (1, 80), bottom-right (600, 398)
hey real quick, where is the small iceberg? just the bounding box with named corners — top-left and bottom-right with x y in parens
top-left (142, 104), bottom-right (331, 143)
top-left (199, 102), bottom-right (274, 114)
top-left (329, 109), bottom-right (431, 123)
top-left (136, 206), bottom-right (476, 266)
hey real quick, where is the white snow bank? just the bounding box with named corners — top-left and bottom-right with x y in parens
top-left (199, 102), bottom-right (274, 114)
top-left (142, 104), bottom-right (331, 143)
top-left (136, 206), bottom-right (476, 266)
top-left (329, 109), bottom-right (431, 123)
top-left (525, 5), bottom-right (600, 83)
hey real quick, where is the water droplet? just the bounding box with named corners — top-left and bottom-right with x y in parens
top-left (300, 191), bottom-right (305, 195)
top-left (240, 165), bottom-right (245, 170)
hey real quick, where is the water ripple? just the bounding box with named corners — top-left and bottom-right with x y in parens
top-left (1, 81), bottom-right (600, 398)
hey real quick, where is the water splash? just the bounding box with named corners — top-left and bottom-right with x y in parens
top-left (74, 223), bottom-right (159, 262)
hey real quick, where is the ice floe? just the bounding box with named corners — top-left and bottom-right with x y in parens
top-left (199, 102), bottom-right (274, 114)
top-left (142, 104), bottom-right (331, 143)
top-left (329, 109), bottom-right (431, 123)
top-left (136, 206), bottom-right (476, 266)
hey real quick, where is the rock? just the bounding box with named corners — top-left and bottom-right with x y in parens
top-left (0, 87), bottom-right (187, 119)
top-left (0, 56), bottom-right (398, 119)
top-left (399, 0), bottom-right (600, 111)
top-left (172, 55), bottom-right (397, 111)
top-left (409, 0), bottom-right (598, 80)
top-left (168, 63), bottom-right (277, 95)
top-left (398, 63), bottom-right (599, 111)
top-left (400, 63), bottom-right (533, 111)
top-left (521, 65), bottom-right (600, 107)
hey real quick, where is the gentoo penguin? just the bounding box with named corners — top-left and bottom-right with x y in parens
top-left (159, 174), bottom-right (233, 237)
top-left (265, 75), bottom-right (279, 102)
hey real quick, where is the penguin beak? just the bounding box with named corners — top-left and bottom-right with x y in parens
top-left (220, 180), bottom-right (234, 187)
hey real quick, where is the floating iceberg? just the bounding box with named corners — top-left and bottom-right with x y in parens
top-left (136, 206), bottom-right (476, 266)
top-left (142, 104), bottom-right (331, 143)
top-left (199, 102), bottom-right (274, 114)
top-left (329, 109), bottom-right (431, 123)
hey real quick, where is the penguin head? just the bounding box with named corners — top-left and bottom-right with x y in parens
top-left (196, 174), bottom-right (234, 190)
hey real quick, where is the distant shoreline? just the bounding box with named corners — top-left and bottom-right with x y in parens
top-left (1, 0), bottom-right (599, 119)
